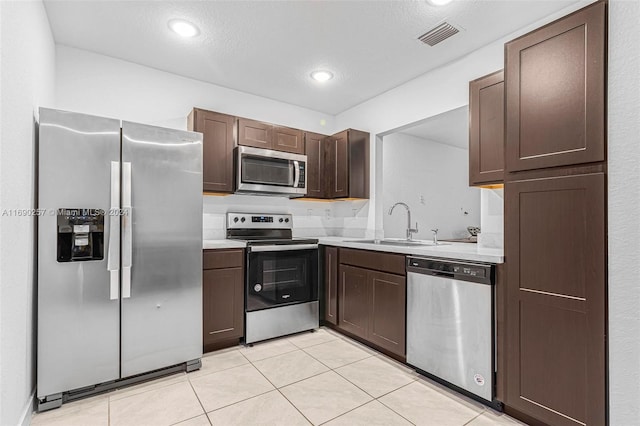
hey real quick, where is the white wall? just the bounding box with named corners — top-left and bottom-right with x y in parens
top-left (55, 45), bottom-right (335, 134)
top-left (608, 0), bottom-right (640, 425)
top-left (203, 195), bottom-right (369, 240)
top-left (333, 0), bottom-right (594, 239)
top-left (382, 133), bottom-right (480, 240)
top-left (479, 189), bottom-right (504, 250)
top-left (0, 1), bottom-right (56, 425)
top-left (55, 46), bottom-right (370, 240)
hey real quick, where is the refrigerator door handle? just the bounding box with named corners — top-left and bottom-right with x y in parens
top-left (122, 162), bottom-right (132, 298)
top-left (107, 161), bottom-right (121, 300)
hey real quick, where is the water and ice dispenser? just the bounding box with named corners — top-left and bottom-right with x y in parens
top-left (56, 209), bottom-right (105, 262)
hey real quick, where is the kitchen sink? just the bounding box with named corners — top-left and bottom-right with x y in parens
top-left (344, 239), bottom-right (450, 247)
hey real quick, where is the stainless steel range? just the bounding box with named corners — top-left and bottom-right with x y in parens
top-left (226, 213), bottom-right (319, 344)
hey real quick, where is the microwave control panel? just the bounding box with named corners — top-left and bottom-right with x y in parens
top-left (297, 162), bottom-right (306, 188)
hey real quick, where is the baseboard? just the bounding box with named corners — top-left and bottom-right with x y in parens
top-left (17, 389), bottom-right (35, 426)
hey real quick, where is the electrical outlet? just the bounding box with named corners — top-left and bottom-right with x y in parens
top-left (419, 195), bottom-right (425, 205)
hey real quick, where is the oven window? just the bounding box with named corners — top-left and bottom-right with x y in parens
top-left (247, 250), bottom-right (318, 311)
top-left (241, 155), bottom-right (293, 187)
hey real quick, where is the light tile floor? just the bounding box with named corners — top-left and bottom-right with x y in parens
top-left (31, 327), bottom-right (527, 426)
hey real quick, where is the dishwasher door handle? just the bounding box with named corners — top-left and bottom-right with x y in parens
top-left (407, 268), bottom-right (454, 279)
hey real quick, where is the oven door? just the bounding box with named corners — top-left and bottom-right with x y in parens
top-left (246, 244), bottom-right (318, 312)
top-left (236, 146), bottom-right (307, 196)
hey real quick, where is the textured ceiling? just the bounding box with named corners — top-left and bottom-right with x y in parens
top-left (43, 0), bottom-right (580, 114)
top-left (399, 106), bottom-right (469, 149)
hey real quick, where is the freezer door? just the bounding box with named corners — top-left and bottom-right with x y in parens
top-left (37, 108), bottom-right (121, 398)
top-left (120, 121), bottom-right (203, 377)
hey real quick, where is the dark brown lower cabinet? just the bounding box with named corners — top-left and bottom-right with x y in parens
top-left (324, 246), bottom-right (338, 325)
top-left (505, 172), bottom-right (606, 426)
top-left (203, 249), bottom-right (245, 352)
top-left (338, 265), bottom-right (369, 338)
top-left (337, 248), bottom-right (406, 358)
top-left (367, 271), bottom-right (406, 355)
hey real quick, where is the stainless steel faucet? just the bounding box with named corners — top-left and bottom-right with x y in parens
top-left (431, 228), bottom-right (439, 245)
top-left (388, 202), bottom-right (418, 241)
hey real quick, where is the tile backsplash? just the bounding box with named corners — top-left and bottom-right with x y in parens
top-left (203, 194), bottom-right (370, 240)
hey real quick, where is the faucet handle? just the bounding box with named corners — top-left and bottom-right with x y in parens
top-left (431, 228), bottom-right (438, 234)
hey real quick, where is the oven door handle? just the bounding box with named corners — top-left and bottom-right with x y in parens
top-left (250, 244), bottom-right (318, 252)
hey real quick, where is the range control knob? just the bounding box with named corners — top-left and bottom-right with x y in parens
top-left (285, 218), bottom-right (290, 223)
top-left (240, 217), bottom-right (246, 223)
top-left (279, 218), bottom-right (284, 223)
top-left (233, 217), bottom-right (239, 223)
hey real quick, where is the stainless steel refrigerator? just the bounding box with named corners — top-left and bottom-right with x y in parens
top-left (37, 108), bottom-right (203, 410)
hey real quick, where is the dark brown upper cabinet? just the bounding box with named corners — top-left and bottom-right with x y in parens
top-left (505, 172), bottom-right (605, 426)
top-left (304, 132), bottom-right (329, 198)
top-left (188, 108), bottom-right (235, 193)
top-left (273, 126), bottom-right (305, 154)
top-left (327, 131), bottom-right (350, 198)
top-left (505, 1), bottom-right (605, 172)
top-left (238, 118), bottom-right (304, 154)
top-left (237, 118), bottom-right (272, 150)
top-left (308, 129), bottom-right (369, 199)
top-left (469, 70), bottom-right (505, 186)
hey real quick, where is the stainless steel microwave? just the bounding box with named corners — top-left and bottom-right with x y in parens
top-left (235, 146), bottom-right (307, 197)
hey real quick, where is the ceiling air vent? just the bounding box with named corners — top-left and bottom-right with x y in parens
top-left (418, 22), bottom-right (460, 46)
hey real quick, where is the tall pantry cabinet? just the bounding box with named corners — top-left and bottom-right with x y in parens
top-left (503, 2), bottom-right (607, 426)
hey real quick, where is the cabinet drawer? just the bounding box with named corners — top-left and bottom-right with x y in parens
top-left (203, 249), bottom-right (244, 270)
top-left (339, 248), bottom-right (405, 276)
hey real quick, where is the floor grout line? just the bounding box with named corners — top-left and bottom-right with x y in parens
top-left (182, 379), bottom-right (209, 425)
top-left (462, 411), bottom-right (485, 425)
top-left (375, 381), bottom-right (421, 426)
top-left (316, 399), bottom-right (374, 426)
top-left (243, 359), bottom-right (315, 425)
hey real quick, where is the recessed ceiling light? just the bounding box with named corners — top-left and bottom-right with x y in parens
top-left (168, 19), bottom-right (199, 38)
top-left (310, 70), bottom-right (334, 82)
top-left (427, 0), bottom-right (453, 6)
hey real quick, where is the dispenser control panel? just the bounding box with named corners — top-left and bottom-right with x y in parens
top-left (57, 208), bottom-right (105, 262)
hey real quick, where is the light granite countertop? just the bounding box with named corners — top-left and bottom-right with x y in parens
top-left (203, 237), bottom-right (503, 264)
top-left (203, 239), bottom-right (247, 250)
top-left (316, 237), bottom-right (503, 264)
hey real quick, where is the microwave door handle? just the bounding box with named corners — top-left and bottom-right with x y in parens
top-left (293, 160), bottom-right (300, 188)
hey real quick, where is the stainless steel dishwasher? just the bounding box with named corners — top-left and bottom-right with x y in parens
top-left (406, 256), bottom-right (497, 406)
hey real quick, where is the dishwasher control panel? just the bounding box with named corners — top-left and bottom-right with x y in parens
top-left (452, 265), bottom-right (486, 278)
top-left (407, 257), bottom-right (493, 285)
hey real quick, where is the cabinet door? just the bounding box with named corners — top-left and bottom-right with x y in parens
top-left (189, 109), bottom-right (235, 193)
top-left (469, 71), bottom-right (504, 186)
top-left (347, 130), bottom-right (370, 198)
top-left (203, 267), bottom-right (244, 352)
top-left (304, 132), bottom-right (327, 198)
top-left (338, 264), bottom-right (369, 339)
top-left (505, 2), bottom-right (605, 172)
top-left (368, 271), bottom-right (406, 357)
top-left (327, 131), bottom-right (349, 198)
top-left (505, 173), bottom-right (605, 426)
top-left (274, 126), bottom-right (304, 154)
top-left (238, 118), bottom-right (272, 150)
top-left (324, 246), bottom-right (338, 325)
